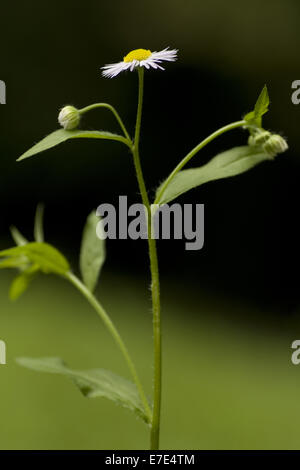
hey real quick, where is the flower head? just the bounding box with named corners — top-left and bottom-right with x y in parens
top-left (101, 47), bottom-right (178, 78)
top-left (263, 134), bottom-right (288, 158)
top-left (58, 105), bottom-right (80, 130)
top-left (248, 129), bottom-right (288, 158)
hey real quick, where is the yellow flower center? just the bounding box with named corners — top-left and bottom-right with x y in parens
top-left (123, 49), bottom-right (152, 63)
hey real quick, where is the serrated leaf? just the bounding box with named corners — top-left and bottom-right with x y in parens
top-left (0, 242), bottom-right (70, 275)
top-left (10, 226), bottom-right (28, 246)
top-left (80, 211), bottom-right (106, 293)
top-left (34, 203), bottom-right (45, 243)
top-left (156, 146), bottom-right (271, 205)
top-left (244, 85), bottom-right (269, 128)
top-left (18, 129), bottom-right (130, 162)
top-left (17, 357), bottom-right (149, 424)
top-left (9, 265), bottom-right (39, 301)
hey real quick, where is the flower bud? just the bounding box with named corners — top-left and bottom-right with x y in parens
top-left (58, 105), bottom-right (80, 130)
top-left (263, 134), bottom-right (288, 158)
top-left (248, 130), bottom-right (271, 147)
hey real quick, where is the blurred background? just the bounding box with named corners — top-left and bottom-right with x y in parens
top-left (0, 0), bottom-right (300, 449)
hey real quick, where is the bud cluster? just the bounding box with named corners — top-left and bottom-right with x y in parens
top-left (248, 130), bottom-right (288, 158)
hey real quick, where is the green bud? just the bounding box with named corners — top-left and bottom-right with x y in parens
top-left (263, 134), bottom-right (288, 158)
top-left (247, 135), bottom-right (255, 147)
top-left (58, 105), bottom-right (80, 130)
top-left (248, 130), bottom-right (271, 147)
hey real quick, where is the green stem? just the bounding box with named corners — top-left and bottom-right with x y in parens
top-left (79, 103), bottom-right (132, 142)
top-left (155, 120), bottom-right (246, 204)
top-left (132, 67), bottom-right (162, 450)
top-left (65, 270), bottom-right (152, 423)
top-left (147, 238), bottom-right (161, 450)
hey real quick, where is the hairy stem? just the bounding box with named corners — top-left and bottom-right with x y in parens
top-left (65, 271), bottom-right (152, 423)
top-left (132, 67), bottom-right (162, 450)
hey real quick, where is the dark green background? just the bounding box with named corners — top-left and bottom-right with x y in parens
top-left (0, 0), bottom-right (300, 449)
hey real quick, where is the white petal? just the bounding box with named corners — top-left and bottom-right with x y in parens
top-left (130, 60), bottom-right (137, 71)
top-left (150, 48), bottom-right (178, 62)
top-left (142, 59), bottom-right (165, 71)
top-left (140, 60), bottom-right (150, 69)
top-left (101, 61), bottom-right (132, 78)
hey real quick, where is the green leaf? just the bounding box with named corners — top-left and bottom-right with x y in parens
top-left (156, 146), bottom-right (271, 205)
top-left (8, 227), bottom-right (29, 272)
top-left (0, 257), bottom-right (28, 270)
top-left (80, 211), bottom-right (106, 293)
top-left (0, 242), bottom-right (70, 275)
top-left (10, 226), bottom-right (28, 246)
top-left (244, 85), bottom-right (269, 128)
top-left (243, 110), bottom-right (255, 122)
top-left (16, 357), bottom-right (149, 424)
top-left (34, 203), bottom-right (45, 243)
top-left (254, 85), bottom-right (269, 118)
top-left (18, 129), bottom-right (130, 162)
top-left (9, 265), bottom-right (39, 301)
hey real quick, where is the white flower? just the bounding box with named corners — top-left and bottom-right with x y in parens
top-left (101, 48), bottom-right (178, 78)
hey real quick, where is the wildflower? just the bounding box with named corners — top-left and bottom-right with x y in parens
top-left (101, 47), bottom-right (177, 78)
top-left (58, 105), bottom-right (80, 130)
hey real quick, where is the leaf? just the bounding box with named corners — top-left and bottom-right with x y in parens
top-left (155, 146), bottom-right (271, 205)
top-left (80, 212), bottom-right (106, 292)
top-left (18, 129), bottom-right (130, 162)
top-left (9, 265), bottom-right (39, 301)
top-left (10, 226), bottom-right (28, 246)
top-left (9, 274), bottom-right (31, 301)
top-left (0, 242), bottom-right (70, 275)
top-left (244, 85), bottom-right (269, 128)
top-left (8, 227), bottom-right (29, 272)
top-left (0, 257), bottom-right (28, 270)
top-left (254, 85), bottom-right (269, 118)
top-left (16, 357), bottom-right (149, 424)
top-left (34, 203), bottom-right (45, 243)
top-left (243, 110), bottom-right (255, 123)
